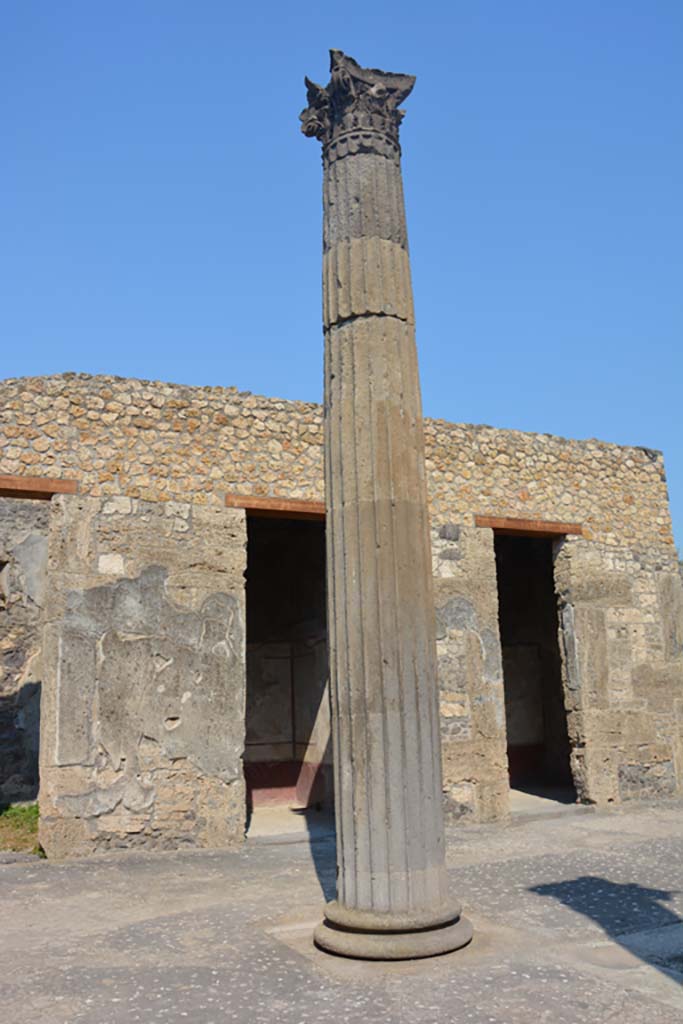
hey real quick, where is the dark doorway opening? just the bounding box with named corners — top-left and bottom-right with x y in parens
top-left (244, 515), bottom-right (331, 813)
top-left (494, 534), bottom-right (575, 796)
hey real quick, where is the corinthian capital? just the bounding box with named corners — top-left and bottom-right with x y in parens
top-left (300, 50), bottom-right (415, 152)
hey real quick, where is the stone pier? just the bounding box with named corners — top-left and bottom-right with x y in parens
top-left (301, 50), bottom-right (472, 959)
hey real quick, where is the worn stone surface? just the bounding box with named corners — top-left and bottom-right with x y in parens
top-left (0, 497), bottom-right (48, 803)
top-left (2, 802), bottom-right (683, 1023)
top-left (302, 50), bottom-right (471, 959)
top-left (39, 495), bottom-right (246, 857)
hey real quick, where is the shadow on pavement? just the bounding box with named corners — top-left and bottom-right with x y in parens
top-left (301, 807), bottom-right (337, 902)
top-left (530, 875), bottom-right (683, 983)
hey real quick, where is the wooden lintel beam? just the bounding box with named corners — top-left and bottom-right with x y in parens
top-left (225, 493), bottom-right (325, 521)
top-left (0, 474), bottom-right (79, 501)
top-left (475, 514), bottom-right (583, 538)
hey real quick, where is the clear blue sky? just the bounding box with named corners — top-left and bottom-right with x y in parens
top-left (3, 3), bottom-right (682, 546)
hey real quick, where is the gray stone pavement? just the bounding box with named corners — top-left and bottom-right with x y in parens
top-left (2, 801), bottom-right (683, 1023)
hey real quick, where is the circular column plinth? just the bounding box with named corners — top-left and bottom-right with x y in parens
top-left (313, 901), bottom-right (473, 961)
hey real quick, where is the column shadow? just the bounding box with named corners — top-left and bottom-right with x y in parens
top-left (530, 876), bottom-right (683, 983)
top-left (300, 801), bottom-right (337, 902)
top-left (300, 734), bottom-right (336, 902)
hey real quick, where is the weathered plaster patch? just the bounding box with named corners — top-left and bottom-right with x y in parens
top-left (98, 553), bottom-right (125, 575)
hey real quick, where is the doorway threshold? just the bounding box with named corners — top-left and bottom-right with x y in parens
top-left (247, 806), bottom-right (335, 845)
top-left (509, 785), bottom-right (591, 821)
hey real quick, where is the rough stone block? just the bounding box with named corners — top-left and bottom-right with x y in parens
top-left (618, 748), bottom-right (677, 801)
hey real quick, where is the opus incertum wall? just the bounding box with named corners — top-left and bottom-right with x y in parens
top-left (1, 372), bottom-right (682, 855)
top-left (0, 373), bottom-right (673, 549)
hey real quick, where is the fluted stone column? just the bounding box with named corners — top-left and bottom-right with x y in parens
top-left (301, 51), bottom-right (472, 960)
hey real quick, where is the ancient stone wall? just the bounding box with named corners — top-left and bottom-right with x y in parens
top-left (431, 524), bottom-right (509, 822)
top-left (1, 372), bottom-right (681, 836)
top-left (432, 523), bottom-right (683, 812)
top-left (39, 495), bottom-right (246, 858)
top-left (555, 536), bottom-right (683, 804)
top-left (0, 498), bottom-right (48, 804)
top-left (0, 373), bottom-right (674, 550)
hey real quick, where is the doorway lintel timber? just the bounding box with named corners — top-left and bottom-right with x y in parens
top-left (0, 474), bottom-right (79, 501)
top-left (226, 493), bottom-right (325, 521)
top-left (475, 515), bottom-right (583, 538)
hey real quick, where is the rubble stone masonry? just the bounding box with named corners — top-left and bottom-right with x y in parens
top-left (0, 373), bottom-right (674, 549)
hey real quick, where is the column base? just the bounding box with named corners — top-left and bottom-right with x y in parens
top-left (314, 903), bottom-right (473, 961)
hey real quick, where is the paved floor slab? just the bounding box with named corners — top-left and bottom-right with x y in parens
top-left (246, 806), bottom-right (335, 840)
top-left (1, 801), bottom-right (682, 1023)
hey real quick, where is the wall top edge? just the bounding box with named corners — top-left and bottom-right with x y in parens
top-left (0, 372), bottom-right (665, 462)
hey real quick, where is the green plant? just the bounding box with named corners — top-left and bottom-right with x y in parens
top-left (0, 802), bottom-right (41, 853)
top-left (1, 803), bottom-right (39, 827)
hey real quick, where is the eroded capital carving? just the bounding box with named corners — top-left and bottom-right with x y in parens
top-left (300, 50), bottom-right (415, 157)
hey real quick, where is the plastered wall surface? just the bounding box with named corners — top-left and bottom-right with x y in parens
top-left (431, 524), bottom-right (509, 822)
top-left (39, 495), bottom-right (247, 858)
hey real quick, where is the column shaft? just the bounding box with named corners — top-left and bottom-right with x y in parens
top-left (301, 49), bottom-right (472, 959)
